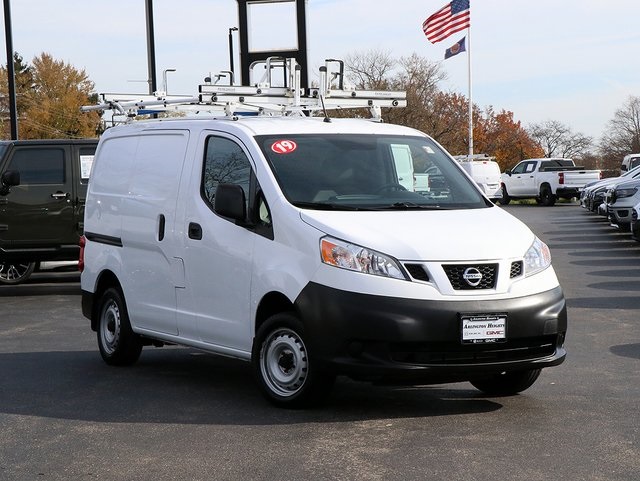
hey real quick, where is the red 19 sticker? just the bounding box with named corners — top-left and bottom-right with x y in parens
top-left (271, 140), bottom-right (297, 154)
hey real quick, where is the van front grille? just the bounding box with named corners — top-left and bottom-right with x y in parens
top-left (442, 263), bottom-right (497, 290)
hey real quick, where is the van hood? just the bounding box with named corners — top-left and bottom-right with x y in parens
top-left (300, 206), bottom-right (535, 261)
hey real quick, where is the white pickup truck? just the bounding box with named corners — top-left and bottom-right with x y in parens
top-left (500, 158), bottom-right (601, 206)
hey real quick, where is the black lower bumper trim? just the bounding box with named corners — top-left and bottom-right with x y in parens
top-left (294, 283), bottom-right (567, 382)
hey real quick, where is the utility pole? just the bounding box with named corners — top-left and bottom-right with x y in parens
top-left (3, 0), bottom-right (18, 139)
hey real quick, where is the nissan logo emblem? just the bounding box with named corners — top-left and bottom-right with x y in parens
top-left (462, 267), bottom-right (483, 287)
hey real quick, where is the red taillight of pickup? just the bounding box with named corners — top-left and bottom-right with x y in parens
top-left (78, 235), bottom-right (86, 273)
top-left (558, 172), bottom-right (565, 185)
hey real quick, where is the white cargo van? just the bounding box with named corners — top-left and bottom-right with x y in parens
top-left (80, 116), bottom-right (567, 407)
top-left (454, 155), bottom-right (502, 201)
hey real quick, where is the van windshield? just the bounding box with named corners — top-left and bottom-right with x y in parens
top-left (256, 134), bottom-right (489, 210)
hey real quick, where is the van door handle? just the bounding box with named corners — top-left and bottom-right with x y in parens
top-left (188, 222), bottom-right (202, 240)
top-left (51, 192), bottom-right (69, 199)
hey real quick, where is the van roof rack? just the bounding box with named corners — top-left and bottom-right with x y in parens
top-left (81, 57), bottom-right (406, 123)
top-left (453, 154), bottom-right (496, 162)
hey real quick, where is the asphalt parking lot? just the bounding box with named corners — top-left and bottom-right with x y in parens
top-left (1, 203), bottom-right (638, 481)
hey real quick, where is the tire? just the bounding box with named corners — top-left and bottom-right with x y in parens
top-left (470, 368), bottom-right (542, 396)
top-left (539, 185), bottom-right (556, 206)
top-left (0, 261), bottom-right (36, 285)
top-left (497, 185), bottom-right (510, 205)
top-left (252, 312), bottom-right (335, 408)
top-left (97, 287), bottom-right (142, 366)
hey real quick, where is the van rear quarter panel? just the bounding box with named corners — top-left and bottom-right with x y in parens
top-left (85, 130), bottom-right (191, 335)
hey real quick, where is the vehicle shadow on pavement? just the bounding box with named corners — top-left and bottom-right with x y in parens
top-left (0, 349), bottom-right (501, 424)
top-left (609, 343), bottom-right (640, 360)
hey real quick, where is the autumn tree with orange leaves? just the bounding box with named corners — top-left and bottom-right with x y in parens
top-left (0, 52), bottom-right (100, 139)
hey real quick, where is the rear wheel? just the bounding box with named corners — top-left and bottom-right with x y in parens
top-left (252, 312), bottom-right (335, 408)
top-left (97, 287), bottom-right (142, 366)
top-left (497, 185), bottom-right (511, 205)
top-left (0, 261), bottom-right (36, 285)
top-left (470, 369), bottom-right (541, 396)
top-left (539, 185), bottom-right (556, 206)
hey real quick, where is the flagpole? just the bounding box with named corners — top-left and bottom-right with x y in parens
top-left (467, 25), bottom-right (473, 156)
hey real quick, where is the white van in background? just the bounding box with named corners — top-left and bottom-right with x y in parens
top-left (454, 154), bottom-right (503, 201)
top-left (621, 153), bottom-right (640, 174)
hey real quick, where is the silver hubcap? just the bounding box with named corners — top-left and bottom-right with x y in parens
top-left (100, 300), bottom-right (121, 355)
top-left (260, 328), bottom-right (308, 397)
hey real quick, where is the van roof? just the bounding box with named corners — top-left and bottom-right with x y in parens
top-left (103, 116), bottom-right (425, 138)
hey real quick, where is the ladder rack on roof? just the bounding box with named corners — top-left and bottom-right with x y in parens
top-left (81, 57), bottom-right (406, 122)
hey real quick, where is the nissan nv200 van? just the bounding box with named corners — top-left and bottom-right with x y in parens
top-left (80, 117), bottom-right (567, 407)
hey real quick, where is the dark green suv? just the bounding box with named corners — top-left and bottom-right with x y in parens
top-left (0, 139), bottom-right (98, 284)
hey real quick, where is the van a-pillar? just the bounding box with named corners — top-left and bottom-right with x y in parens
top-left (236, 0), bottom-right (309, 88)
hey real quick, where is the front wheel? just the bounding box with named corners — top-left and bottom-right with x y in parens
top-left (497, 185), bottom-right (511, 205)
top-left (252, 312), bottom-right (335, 408)
top-left (97, 287), bottom-right (142, 366)
top-left (0, 261), bottom-right (36, 285)
top-left (470, 369), bottom-right (542, 396)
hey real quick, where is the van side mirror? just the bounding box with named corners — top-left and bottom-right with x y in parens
top-left (214, 183), bottom-right (246, 221)
top-left (505, 169), bottom-right (512, 176)
top-left (0, 170), bottom-right (20, 196)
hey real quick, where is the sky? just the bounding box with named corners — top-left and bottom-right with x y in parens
top-left (1, 0), bottom-right (639, 139)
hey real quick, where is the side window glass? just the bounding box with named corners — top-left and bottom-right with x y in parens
top-left (511, 163), bottom-right (525, 174)
top-left (525, 162), bottom-right (536, 173)
top-left (202, 136), bottom-right (251, 210)
top-left (8, 148), bottom-right (65, 184)
top-left (254, 192), bottom-right (274, 240)
top-left (79, 147), bottom-right (96, 183)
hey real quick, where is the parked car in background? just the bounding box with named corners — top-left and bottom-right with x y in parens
top-left (621, 153), bottom-right (640, 174)
top-left (453, 154), bottom-right (502, 201)
top-left (631, 202), bottom-right (640, 241)
top-left (580, 164), bottom-right (640, 212)
top-left (500, 158), bottom-right (601, 206)
top-left (604, 178), bottom-right (640, 230)
top-left (0, 139), bottom-right (98, 284)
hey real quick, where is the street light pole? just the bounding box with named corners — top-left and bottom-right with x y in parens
top-left (228, 27), bottom-right (238, 82)
top-left (3, 0), bottom-right (18, 139)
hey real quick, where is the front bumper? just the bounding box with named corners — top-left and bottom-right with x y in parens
top-left (609, 206), bottom-right (633, 227)
top-left (295, 283), bottom-right (567, 383)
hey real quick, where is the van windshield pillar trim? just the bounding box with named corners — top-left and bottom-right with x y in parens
top-left (85, 232), bottom-right (123, 247)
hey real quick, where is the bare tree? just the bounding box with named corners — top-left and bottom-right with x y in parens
top-left (600, 95), bottom-right (640, 160)
top-left (343, 49), bottom-right (397, 89)
top-left (528, 120), bottom-right (592, 159)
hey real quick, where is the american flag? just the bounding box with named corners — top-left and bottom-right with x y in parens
top-left (423, 0), bottom-right (470, 44)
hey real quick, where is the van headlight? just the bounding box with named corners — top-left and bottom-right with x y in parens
top-left (320, 236), bottom-right (407, 280)
top-left (524, 237), bottom-right (551, 277)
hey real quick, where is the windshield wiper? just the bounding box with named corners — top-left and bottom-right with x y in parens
top-left (374, 202), bottom-right (450, 210)
top-left (292, 201), bottom-right (363, 211)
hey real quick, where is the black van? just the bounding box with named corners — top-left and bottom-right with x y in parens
top-left (0, 139), bottom-right (98, 284)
